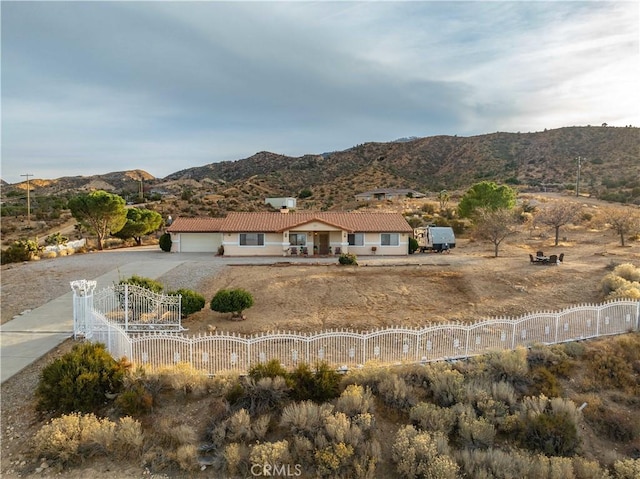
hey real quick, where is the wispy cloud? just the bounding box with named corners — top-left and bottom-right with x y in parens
top-left (2, 1), bottom-right (638, 183)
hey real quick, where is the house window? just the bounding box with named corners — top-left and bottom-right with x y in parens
top-left (348, 233), bottom-right (364, 246)
top-left (239, 233), bottom-right (264, 246)
top-left (289, 233), bottom-right (306, 246)
top-left (381, 233), bottom-right (399, 246)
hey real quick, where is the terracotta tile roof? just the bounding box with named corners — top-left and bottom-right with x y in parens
top-left (167, 212), bottom-right (413, 233)
top-left (166, 217), bottom-right (226, 233)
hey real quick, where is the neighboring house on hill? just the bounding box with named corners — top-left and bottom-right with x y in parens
top-left (355, 188), bottom-right (426, 201)
top-left (265, 197), bottom-right (297, 209)
top-left (166, 211), bottom-right (413, 256)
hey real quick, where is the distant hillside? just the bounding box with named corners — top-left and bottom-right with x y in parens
top-left (3, 127), bottom-right (639, 213)
top-left (164, 126), bottom-right (640, 208)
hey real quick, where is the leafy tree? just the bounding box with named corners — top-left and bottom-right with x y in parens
top-left (534, 202), bottom-right (582, 246)
top-left (408, 237), bottom-right (419, 254)
top-left (458, 181), bottom-right (517, 218)
top-left (210, 288), bottom-right (254, 319)
top-left (473, 208), bottom-right (519, 257)
top-left (68, 191), bottom-right (127, 250)
top-left (113, 207), bottom-right (163, 245)
top-left (601, 206), bottom-right (640, 246)
top-left (298, 188), bottom-right (313, 199)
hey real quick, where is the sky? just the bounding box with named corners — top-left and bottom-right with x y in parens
top-left (1, 1), bottom-right (639, 184)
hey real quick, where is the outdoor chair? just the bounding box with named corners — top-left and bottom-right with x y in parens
top-left (334, 247), bottom-right (342, 255)
top-left (536, 250), bottom-right (544, 258)
top-left (558, 253), bottom-right (564, 263)
top-left (290, 247), bottom-right (298, 256)
top-left (547, 254), bottom-right (558, 265)
top-left (300, 247), bottom-right (308, 256)
top-left (529, 254), bottom-right (536, 264)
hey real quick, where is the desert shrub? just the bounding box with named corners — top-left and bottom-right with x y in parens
top-left (36, 342), bottom-right (129, 414)
top-left (159, 233), bottom-right (172, 252)
top-left (518, 410), bottom-right (580, 456)
top-left (168, 288), bottom-right (205, 318)
top-left (156, 418), bottom-right (198, 449)
top-left (290, 361), bottom-right (341, 403)
top-left (44, 232), bottom-right (68, 246)
top-left (335, 384), bottom-right (375, 418)
top-left (249, 358), bottom-right (289, 380)
top-left (226, 408), bottom-right (254, 441)
top-left (392, 425), bottom-right (458, 479)
top-left (210, 288), bottom-right (254, 318)
top-left (154, 362), bottom-right (210, 396)
top-left (528, 366), bottom-right (563, 397)
top-left (613, 458), bottom-right (640, 479)
top-left (457, 415), bottom-right (497, 450)
top-left (223, 442), bottom-right (249, 477)
top-left (175, 444), bottom-right (199, 472)
top-left (2, 239), bottom-right (43, 263)
top-left (231, 376), bottom-right (290, 416)
top-left (377, 374), bottom-right (415, 410)
top-left (527, 344), bottom-right (573, 377)
top-left (425, 363), bottom-right (465, 407)
top-left (338, 253), bottom-right (358, 265)
top-left (314, 442), bottom-right (354, 477)
top-left (115, 384), bottom-right (153, 416)
top-left (612, 263), bottom-right (640, 282)
top-left (280, 401), bottom-right (334, 437)
top-left (33, 413), bottom-right (143, 465)
top-left (250, 440), bottom-right (291, 468)
top-left (582, 397), bottom-right (639, 442)
top-left (486, 347), bottom-right (529, 387)
top-left (572, 457), bottom-right (611, 479)
top-left (455, 447), bottom-right (535, 478)
top-left (562, 341), bottom-right (586, 359)
top-left (118, 275), bottom-right (163, 293)
top-left (583, 342), bottom-right (638, 393)
top-left (410, 401), bottom-right (457, 434)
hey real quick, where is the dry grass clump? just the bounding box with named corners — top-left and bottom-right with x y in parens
top-left (392, 425), bottom-right (459, 479)
top-left (32, 413), bottom-right (143, 465)
top-left (601, 263), bottom-right (640, 299)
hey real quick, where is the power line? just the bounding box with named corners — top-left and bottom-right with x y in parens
top-left (20, 173), bottom-right (34, 227)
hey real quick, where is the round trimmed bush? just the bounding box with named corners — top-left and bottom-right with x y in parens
top-left (170, 288), bottom-right (206, 318)
top-left (159, 233), bottom-right (172, 252)
top-left (211, 288), bottom-right (254, 318)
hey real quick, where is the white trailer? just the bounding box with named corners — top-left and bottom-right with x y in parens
top-left (414, 226), bottom-right (456, 253)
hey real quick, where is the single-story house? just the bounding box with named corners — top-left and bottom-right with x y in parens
top-left (166, 211), bottom-right (413, 256)
top-left (355, 188), bottom-right (426, 201)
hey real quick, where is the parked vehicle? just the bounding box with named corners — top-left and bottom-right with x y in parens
top-left (414, 225), bottom-right (456, 253)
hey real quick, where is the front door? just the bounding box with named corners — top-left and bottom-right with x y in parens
top-left (318, 233), bottom-right (330, 255)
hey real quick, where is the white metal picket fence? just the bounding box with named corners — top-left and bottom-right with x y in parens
top-left (72, 280), bottom-right (639, 375)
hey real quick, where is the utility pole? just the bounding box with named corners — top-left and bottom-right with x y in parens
top-left (575, 157), bottom-right (583, 197)
top-left (20, 173), bottom-right (34, 227)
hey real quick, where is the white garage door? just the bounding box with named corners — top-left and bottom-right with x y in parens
top-left (180, 233), bottom-right (222, 253)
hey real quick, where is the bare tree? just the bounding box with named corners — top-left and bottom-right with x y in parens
top-left (601, 206), bottom-right (640, 246)
top-left (473, 208), bottom-right (519, 257)
top-left (534, 202), bottom-right (582, 245)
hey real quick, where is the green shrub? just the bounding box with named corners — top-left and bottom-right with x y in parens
top-left (338, 253), bottom-right (358, 265)
top-left (44, 232), bottom-right (69, 246)
top-left (115, 384), bottom-right (153, 416)
top-left (249, 358), bottom-right (289, 381)
top-left (408, 237), bottom-right (419, 254)
top-left (36, 342), bottom-right (129, 414)
top-left (230, 376), bottom-right (290, 416)
top-left (303, 362), bottom-right (341, 403)
top-left (119, 275), bottom-right (164, 294)
top-left (210, 288), bottom-right (254, 318)
top-left (518, 411), bottom-right (580, 456)
top-left (1, 239), bottom-right (43, 264)
top-left (159, 233), bottom-right (172, 252)
top-left (168, 288), bottom-right (205, 318)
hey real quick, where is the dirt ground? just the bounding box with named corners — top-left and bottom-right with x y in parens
top-left (1, 195), bottom-right (639, 478)
top-left (186, 229), bottom-right (639, 336)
